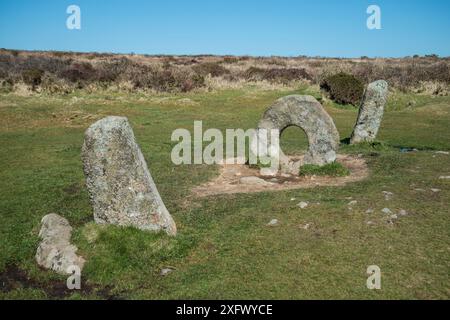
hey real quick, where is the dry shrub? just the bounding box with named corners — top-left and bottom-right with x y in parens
top-left (22, 68), bottom-right (44, 90)
top-left (244, 66), bottom-right (312, 83)
top-left (0, 50), bottom-right (449, 94)
top-left (193, 62), bottom-right (230, 77)
top-left (60, 62), bottom-right (97, 84)
top-left (223, 56), bottom-right (239, 64)
top-left (131, 65), bottom-right (204, 92)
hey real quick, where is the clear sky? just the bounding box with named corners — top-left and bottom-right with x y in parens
top-left (0, 0), bottom-right (449, 57)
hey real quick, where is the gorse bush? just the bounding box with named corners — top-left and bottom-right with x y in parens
top-left (320, 73), bottom-right (364, 106)
top-left (22, 68), bottom-right (44, 89)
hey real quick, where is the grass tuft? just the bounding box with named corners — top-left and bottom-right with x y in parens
top-left (300, 162), bottom-right (350, 177)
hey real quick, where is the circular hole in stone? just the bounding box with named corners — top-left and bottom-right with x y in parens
top-left (280, 125), bottom-right (309, 157)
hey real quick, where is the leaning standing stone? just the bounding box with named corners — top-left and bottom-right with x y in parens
top-left (350, 80), bottom-right (388, 144)
top-left (36, 214), bottom-right (85, 275)
top-left (82, 116), bottom-right (177, 236)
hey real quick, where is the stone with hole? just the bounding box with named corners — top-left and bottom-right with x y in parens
top-left (82, 116), bottom-right (176, 236)
top-left (251, 95), bottom-right (340, 174)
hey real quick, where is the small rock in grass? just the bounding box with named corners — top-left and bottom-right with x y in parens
top-left (299, 223), bottom-right (311, 230)
top-left (267, 219), bottom-right (279, 226)
top-left (439, 176), bottom-right (450, 180)
top-left (290, 198), bottom-right (296, 201)
top-left (365, 208), bottom-right (374, 214)
top-left (414, 188), bottom-right (426, 192)
top-left (348, 200), bottom-right (358, 206)
top-left (366, 221), bottom-right (375, 226)
top-left (297, 202), bottom-right (308, 209)
top-left (381, 208), bottom-right (392, 214)
top-left (435, 151), bottom-right (449, 155)
top-left (399, 209), bottom-right (409, 216)
top-left (382, 191), bottom-right (394, 200)
top-left (431, 188), bottom-right (441, 193)
top-left (390, 214), bottom-right (398, 220)
top-left (160, 268), bottom-right (175, 276)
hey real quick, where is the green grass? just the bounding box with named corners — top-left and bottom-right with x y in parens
top-left (300, 162), bottom-right (350, 177)
top-left (0, 87), bottom-right (449, 299)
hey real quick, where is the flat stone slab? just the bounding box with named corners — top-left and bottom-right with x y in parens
top-left (82, 116), bottom-right (176, 236)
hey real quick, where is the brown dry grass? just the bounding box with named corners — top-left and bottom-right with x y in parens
top-left (1, 49), bottom-right (449, 95)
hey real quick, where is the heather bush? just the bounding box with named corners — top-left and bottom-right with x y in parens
top-left (131, 65), bottom-right (204, 92)
top-left (0, 50), bottom-right (448, 94)
top-left (244, 67), bottom-right (312, 83)
top-left (60, 62), bottom-right (97, 84)
top-left (223, 56), bottom-right (239, 64)
top-left (193, 62), bottom-right (230, 77)
top-left (22, 68), bottom-right (44, 90)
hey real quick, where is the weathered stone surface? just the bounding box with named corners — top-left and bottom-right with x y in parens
top-left (35, 214), bottom-right (85, 275)
top-left (82, 116), bottom-right (176, 236)
top-left (350, 80), bottom-right (389, 144)
top-left (251, 95), bottom-right (340, 174)
top-left (267, 219), bottom-right (279, 226)
top-left (297, 201), bottom-right (308, 209)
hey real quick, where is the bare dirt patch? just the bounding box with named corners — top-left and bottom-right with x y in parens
top-left (192, 154), bottom-right (369, 197)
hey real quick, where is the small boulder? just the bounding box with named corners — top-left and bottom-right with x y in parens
top-left (297, 201), bottom-right (309, 209)
top-left (35, 214), bottom-right (85, 275)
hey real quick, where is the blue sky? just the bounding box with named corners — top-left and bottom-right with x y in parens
top-left (0, 0), bottom-right (449, 57)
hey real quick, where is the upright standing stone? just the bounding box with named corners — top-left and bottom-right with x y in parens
top-left (350, 80), bottom-right (388, 144)
top-left (82, 116), bottom-right (176, 236)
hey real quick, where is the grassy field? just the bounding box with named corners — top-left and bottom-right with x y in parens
top-left (0, 85), bottom-right (449, 299)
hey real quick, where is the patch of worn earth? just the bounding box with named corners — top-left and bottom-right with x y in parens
top-left (192, 154), bottom-right (368, 197)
